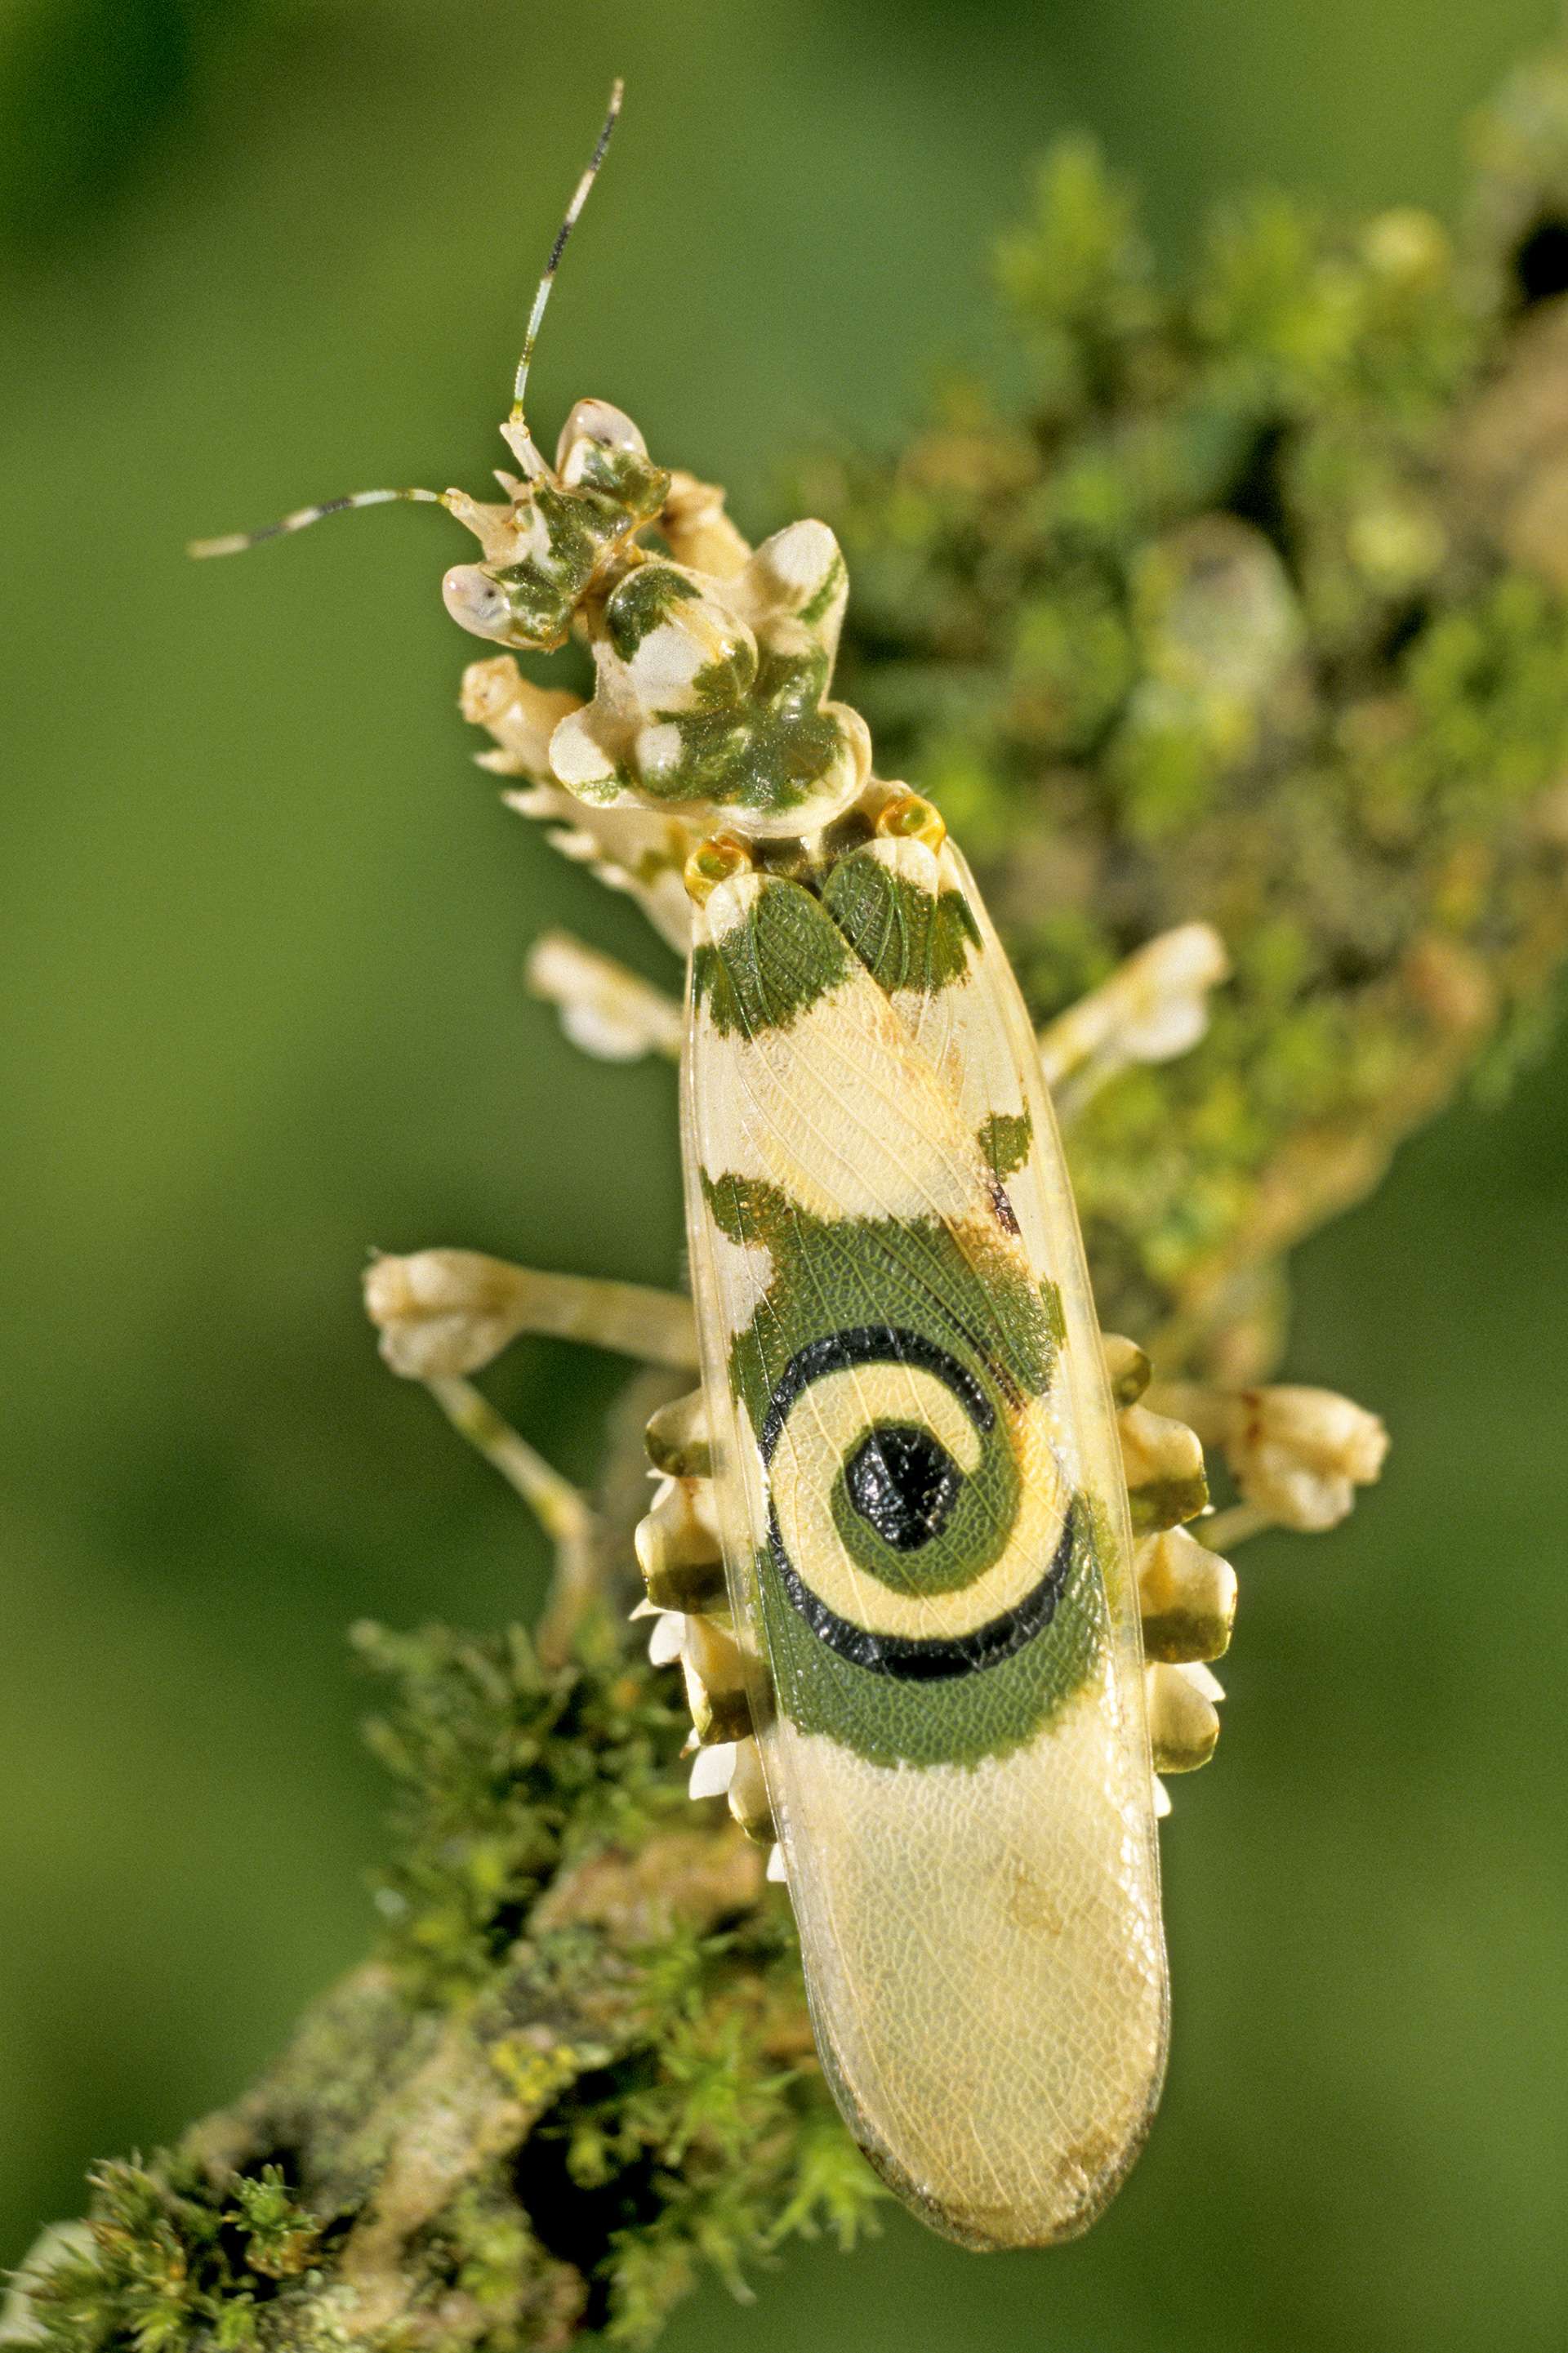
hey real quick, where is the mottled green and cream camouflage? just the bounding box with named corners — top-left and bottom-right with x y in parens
top-left (186, 86), bottom-right (1382, 2261)
top-left (263, 172), bottom-right (1214, 2227)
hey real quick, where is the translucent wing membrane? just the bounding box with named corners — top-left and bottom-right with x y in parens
top-left (682, 856), bottom-right (1165, 2249)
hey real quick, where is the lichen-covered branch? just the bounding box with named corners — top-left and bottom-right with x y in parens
top-left (14, 35), bottom-right (1568, 2353)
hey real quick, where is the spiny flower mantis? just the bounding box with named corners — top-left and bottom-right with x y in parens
top-left (194, 82), bottom-right (1384, 2250)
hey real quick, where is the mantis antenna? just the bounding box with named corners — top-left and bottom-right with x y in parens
top-left (188, 78), bottom-right (626, 557)
top-left (506, 76), bottom-right (625, 475)
top-left (189, 484), bottom-right (453, 561)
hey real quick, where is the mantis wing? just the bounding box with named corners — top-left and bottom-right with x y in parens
top-left (682, 855), bottom-right (1165, 2249)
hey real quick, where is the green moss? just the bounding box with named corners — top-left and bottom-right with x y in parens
top-left (818, 66), bottom-right (1568, 1370)
top-left (21, 2159), bottom-right (284, 2352)
top-left (226, 2168), bottom-right (321, 2281)
top-left (16, 1629), bottom-right (882, 2353)
top-left (353, 1620), bottom-right (691, 1996)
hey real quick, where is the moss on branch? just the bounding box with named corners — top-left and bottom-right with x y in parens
top-left (813, 46), bottom-right (1568, 1377)
top-left (13, 1626), bottom-right (878, 2353)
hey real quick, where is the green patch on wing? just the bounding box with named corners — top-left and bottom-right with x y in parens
top-left (978, 1109), bottom-right (1034, 1179)
top-left (693, 878), bottom-right (855, 1037)
top-left (756, 1507), bottom-right (1107, 1770)
top-left (822, 848), bottom-right (981, 994)
top-left (703, 1176), bottom-right (1059, 1416)
top-left (702, 1175), bottom-right (1098, 1765)
top-left (1038, 1275), bottom-right (1067, 1350)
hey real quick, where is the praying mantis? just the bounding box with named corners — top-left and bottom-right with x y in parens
top-left (194, 82), bottom-right (1384, 2250)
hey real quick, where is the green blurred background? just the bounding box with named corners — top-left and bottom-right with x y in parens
top-left (2, 2), bottom-right (1565, 2346)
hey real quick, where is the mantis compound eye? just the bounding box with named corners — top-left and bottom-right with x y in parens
top-left (556, 397), bottom-right (670, 514)
top-left (442, 564), bottom-right (514, 643)
top-left (556, 397), bottom-right (647, 473)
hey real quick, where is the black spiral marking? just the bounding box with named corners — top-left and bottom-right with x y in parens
top-left (760, 1324), bottom-right (1075, 1682)
top-left (768, 1501), bottom-right (1076, 1681)
top-left (758, 1326), bottom-right (993, 1464)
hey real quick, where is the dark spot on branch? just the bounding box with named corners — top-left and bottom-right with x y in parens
top-left (514, 2063), bottom-right (666, 2329)
top-left (1225, 421), bottom-right (1294, 572)
top-left (1515, 216), bottom-right (1568, 307)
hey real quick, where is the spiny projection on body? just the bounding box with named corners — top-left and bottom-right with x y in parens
top-left (193, 82), bottom-right (1348, 2250)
